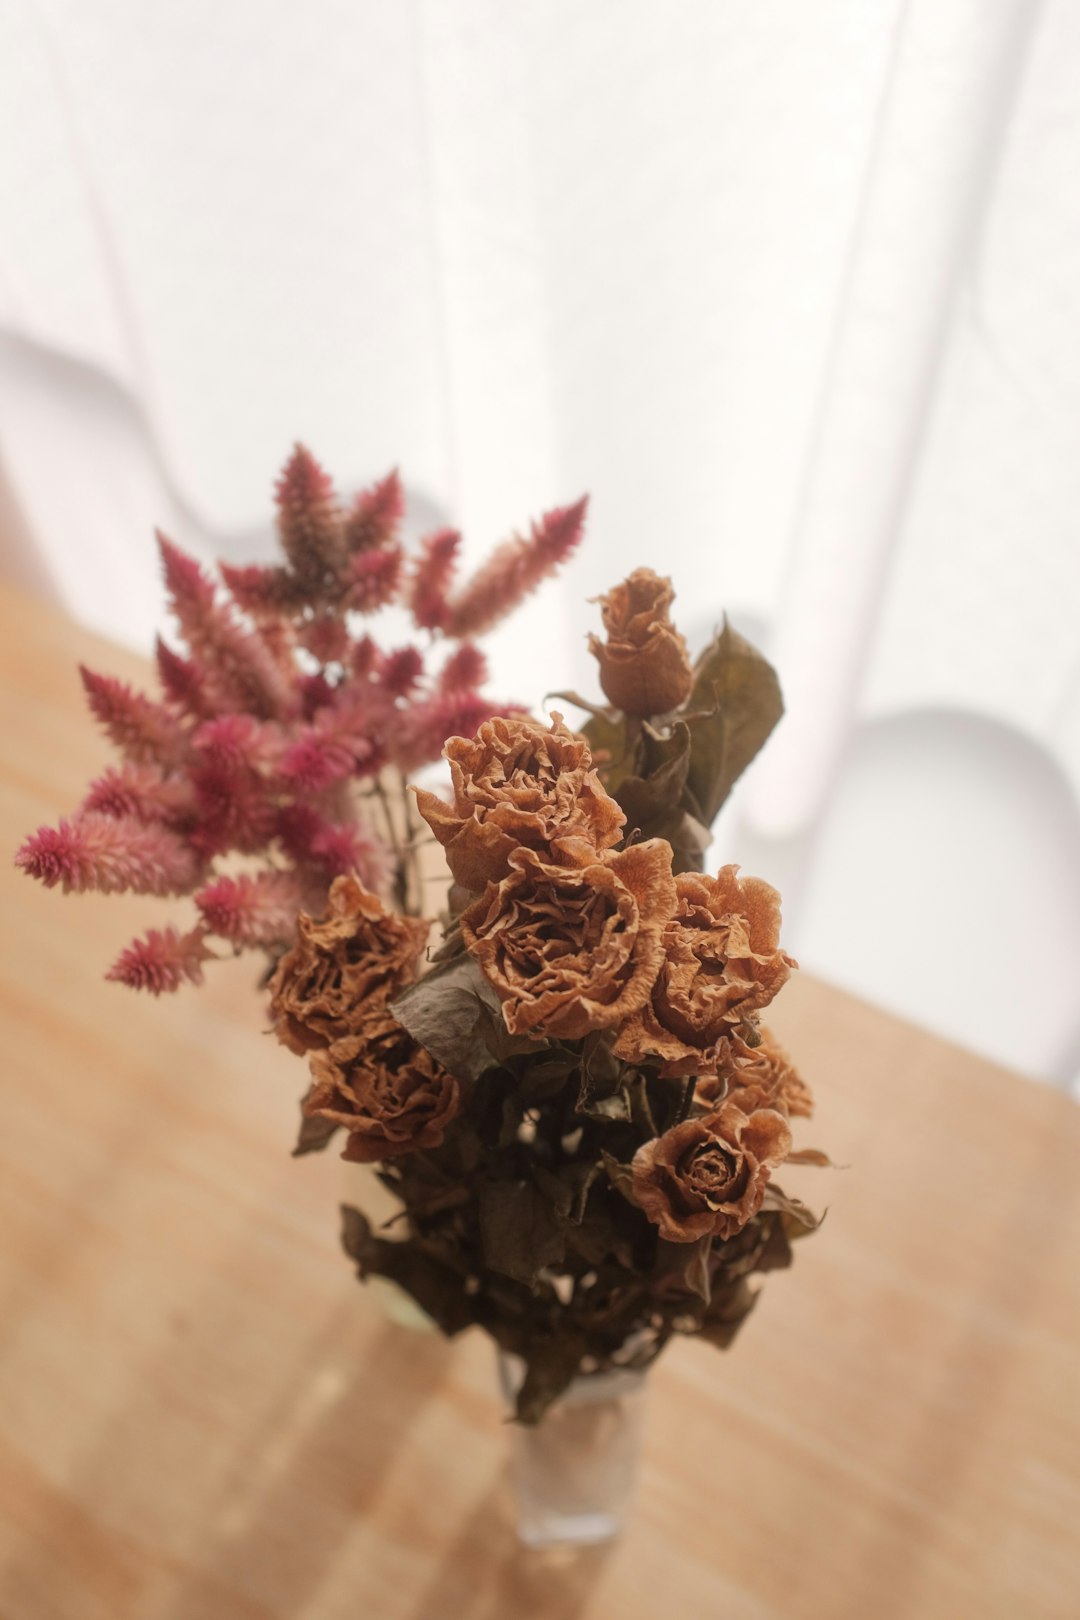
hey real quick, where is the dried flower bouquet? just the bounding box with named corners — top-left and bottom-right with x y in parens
top-left (18, 449), bottom-right (824, 1425)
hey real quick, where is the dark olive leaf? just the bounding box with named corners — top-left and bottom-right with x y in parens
top-left (684, 616), bottom-right (784, 825)
top-left (391, 953), bottom-right (540, 1081)
top-left (699, 1276), bottom-right (759, 1349)
top-left (655, 1235), bottom-right (712, 1305)
top-left (339, 1205), bottom-right (476, 1336)
top-left (478, 1178), bottom-right (567, 1286)
top-left (601, 1151), bottom-right (638, 1205)
top-left (762, 1183), bottom-right (823, 1239)
top-left (531, 1159), bottom-right (602, 1226)
top-left (291, 1106), bottom-right (341, 1157)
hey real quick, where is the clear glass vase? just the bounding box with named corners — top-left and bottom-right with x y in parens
top-left (497, 1351), bottom-right (648, 1548)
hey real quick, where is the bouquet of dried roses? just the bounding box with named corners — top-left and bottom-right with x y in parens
top-left (267, 577), bottom-right (825, 1425)
top-left (17, 450), bottom-right (824, 1430)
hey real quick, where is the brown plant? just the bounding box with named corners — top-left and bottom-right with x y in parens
top-left (412, 713), bottom-right (625, 891)
top-left (588, 567), bottom-right (694, 717)
top-left (631, 1098), bottom-right (792, 1242)
top-left (304, 1013), bottom-right (461, 1162)
top-left (459, 840), bottom-right (676, 1040)
top-left (614, 865), bottom-right (796, 1077)
top-left (268, 874), bottom-right (430, 1055)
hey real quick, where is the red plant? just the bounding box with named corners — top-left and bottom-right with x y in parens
top-left (16, 445), bottom-right (587, 989)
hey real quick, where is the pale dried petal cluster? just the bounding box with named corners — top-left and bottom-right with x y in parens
top-left (614, 866), bottom-right (795, 1077)
top-left (304, 1012), bottom-right (461, 1162)
top-left (413, 712), bottom-right (625, 890)
top-left (459, 840), bottom-right (676, 1040)
top-left (588, 567), bottom-right (694, 717)
top-left (268, 873), bottom-right (429, 1055)
top-left (700, 1026), bottom-right (814, 1119)
top-left (631, 1098), bottom-right (792, 1242)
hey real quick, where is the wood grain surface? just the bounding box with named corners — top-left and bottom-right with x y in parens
top-left (1, 577), bottom-right (1079, 1620)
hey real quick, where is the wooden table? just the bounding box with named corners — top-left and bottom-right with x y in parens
top-left (1, 577), bottom-right (1078, 1620)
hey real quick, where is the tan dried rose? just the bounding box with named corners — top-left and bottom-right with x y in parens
top-left (631, 1098), bottom-right (792, 1242)
top-left (613, 865), bottom-right (796, 1077)
top-left (699, 1026), bottom-right (814, 1118)
top-left (412, 713), bottom-right (625, 891)
top-left (268, 874), bottom-right (430, 1055)
top-left (304, 1011), bottom-right (461, 1162)
top-left (588, 568), bottom-right (694, 717)
top-left (459, 840), bottom-right (676, 1040)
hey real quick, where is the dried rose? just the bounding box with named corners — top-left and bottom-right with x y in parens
top-left (459, 840), bottom-right (676, 1040)
top-left (412, 713), bottom-right (625, 891)
top-left (304, 1012), bottom-right (461, 1162)
top-left (613, 866), bottom-right (795, 1077)
top-left (699, 1026), bottom-right (813, 1118)
top-left (268, 874), bottom-right (430, 1055)
top-left (588, 568), bottom-right (693, 717)
top-left (632, 1098), bottom-right (792, 1242)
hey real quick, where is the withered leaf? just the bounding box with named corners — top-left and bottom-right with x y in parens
top-left (339, 1205), bottom-right (475, 1336)
top-left (655, 1234), bottom-right (712, 1305)
top-left (390, 953), bottom-right (541, 1081)
top-left (478, 1178), bottom-right (567, 1285)
top-left (762, 1183), bottom-right (823, 1239)
top-left (699, 1276), bottom-right (759, 1349)
top-left (684, 617), bottom-right (783, 825)
top-left (291, 1106), bottom-right (341, 1157)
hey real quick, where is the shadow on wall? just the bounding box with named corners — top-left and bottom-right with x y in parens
top-left (726, 708), bottom-right (1080, 1091)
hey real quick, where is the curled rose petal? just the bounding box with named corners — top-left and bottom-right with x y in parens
top-left (613, 865), bottom-right (796, 1077)
top-left (588, 568), bottom-right (693, 717)
top-left (304, 1013), bottom-right (461, 1162)
top-left (413, 712), bottom-right (625, 891)
top-left (699, 1026), bottom-right (814, 1118)
top-left (631, 1099), bottom-right (792, 1243)
top-left (268, 874), bottom-right (430, 1054)
top-left (459, 840), bottom-right (676, 1041)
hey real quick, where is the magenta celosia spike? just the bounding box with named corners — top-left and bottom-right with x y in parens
top-left (350, 635), bottom-right (380, 680)
top-left (155, 637), bottom-right (207, 718)
top-left (15, 813), bottom-right (203, 896)
top-left (80, 763), bottom-right (196, 825)
top-left (279, 730), bottom-right (361, 795)
top-left (438, 642), bottom-right (488, 692)
top-left (345, 545), bottom-right (403, 615)
top-left (219, 561), bottom-right (300, 615)
top-left (274, 443), bottom-right (347, 592)
top-left (195, 869), bottom-right (309, 947)
top-left (443, 496), bottom-right (588, 639)
top-left (79, 665), bottom-right (188, 768)
top-left (158, 532), bottom-right (292, 719)
top-left (106, 926), bottom-right (213, 994)
top-left (297, 672), bottom-right (334, 718)
top-left (343, 469), bottom-right (404, 553)
top-left (307, 818), bottom-right (393, 892)
top-left (381, 645), bottom-right (424, 698)
top-left (408, 528), bottom-right (460, 631)
top-left (193, 713), bottom-right (281, 772)
top-left (300, 613), bottom-right (351, 665)
top-left (391, 691), bottom-right (525, 773)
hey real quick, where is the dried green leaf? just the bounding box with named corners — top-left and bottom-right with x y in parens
top-left (291, 1107), bottom-right (340, 1157)
top-left (699, 1276), bottom-right (759, 1349)
top-left (390, 953), bottom-right (540, 1081)
top-left (478, 1178), bottom-right (567, 1285)
top-left (762, 1183), bottom-right (823, 1239)
top-left (684, 617), bottom-right (783, 825)
top-left (340, 1205), bottom-right (475, 1336)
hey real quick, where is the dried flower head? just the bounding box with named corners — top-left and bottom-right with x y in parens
top-left (304, 1014), bottom-right (461, 1162)
top-left (588, 567), bottom-right (693, 717)
top-left (700, 1026), bottom-right (814, 1118)
top-left (614, 865), bottom-right (796, 1076)
top-left (268, 875), bottom-right (430, 1055)
top-left (413, 713), bottom-right (626, 891)
top-left (632, 1098), bottom-right (792, 1243)
top-left (460, 841), bottom-right (676, 1040)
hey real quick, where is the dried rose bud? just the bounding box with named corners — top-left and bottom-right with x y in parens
top-left (632, 1099), bottom-right (792, 1243)
top-left (268, 874), bottom-right (430, 1055)
top-left (613, 866), bottom-right (795, 1077)
top-left (459, 840), bottom-right (675, 1040)
top-left (588, 568), bottom-right (693, 717)
top-left (304, 1013), bottom-right (461, 1162)
top-left (413, 712), bottom-right (625, 891)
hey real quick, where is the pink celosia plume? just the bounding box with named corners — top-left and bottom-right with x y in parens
top-left (16, 813), bottom-right (202, 896)
top-left (107, 926), bottom-right (214, 994)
